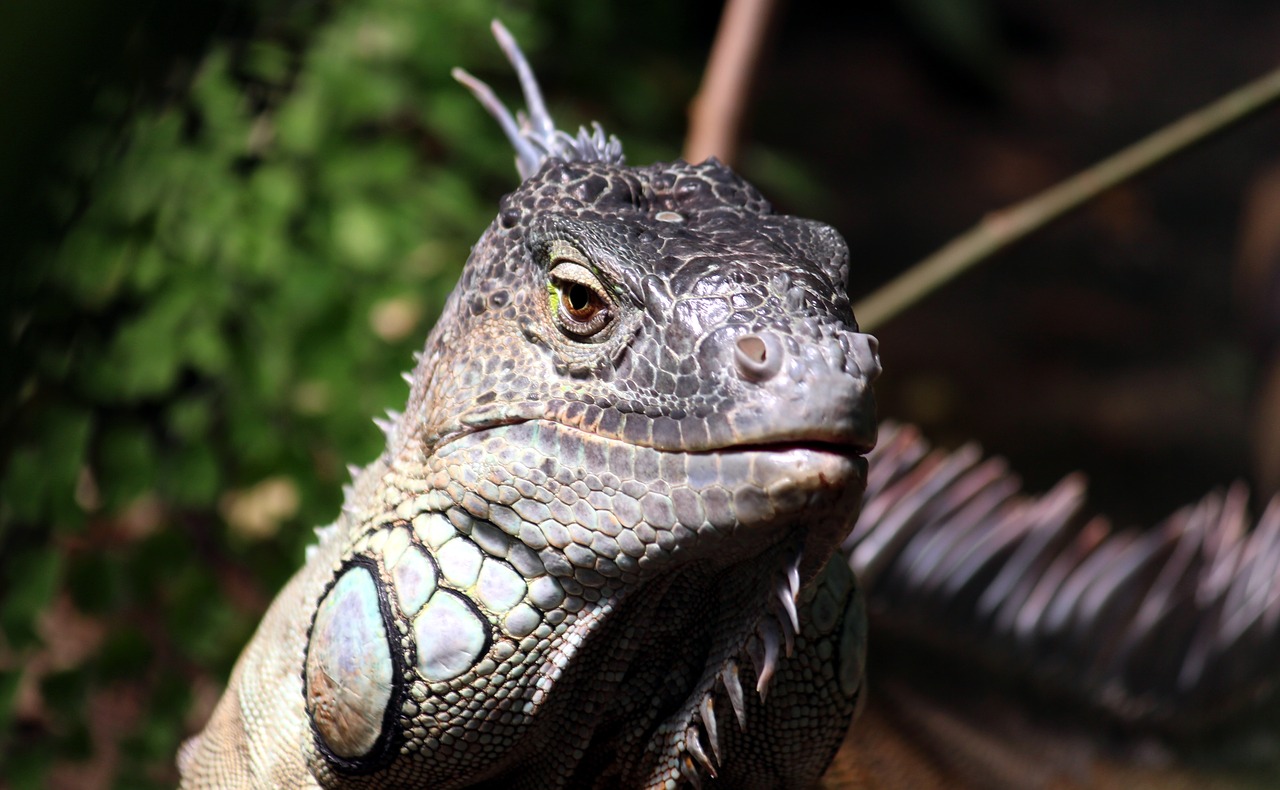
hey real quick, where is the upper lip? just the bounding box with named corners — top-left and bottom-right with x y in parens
top-left (709, 435), bottom-right (874, 457)
top-left (441, 415), bottom-right (875, 457)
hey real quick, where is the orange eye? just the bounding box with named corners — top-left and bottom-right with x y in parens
top-left (563, 282), bottom-right (600, 320)
top-left (549, 259), bottom-right (613, 339)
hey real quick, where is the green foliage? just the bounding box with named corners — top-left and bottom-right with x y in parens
top-left (0, 1), bottom-right (693, 785)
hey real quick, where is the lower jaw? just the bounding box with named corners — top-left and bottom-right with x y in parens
top-left (698, 446), bottom-right (867, 578)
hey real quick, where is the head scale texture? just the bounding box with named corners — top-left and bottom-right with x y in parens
top-left (428, 22), bottom-right (878, 472)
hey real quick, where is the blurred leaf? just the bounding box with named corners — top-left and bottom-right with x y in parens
top-left (0, 666), bottom-right (20, 731)
top-left (42, 668), bottom-right (90, 721)
top-left (162, 443), bottom-right (221, 506)
top-left (67, 550), bottom-right (127, 616)
top-left (98, 625), bottom-right (151, 680)
top-left (96, 423), bottom-right (157, 510)
top-left (1, 549), bottom-right (61, 647)
top-left (332, 200), bottom-right (391, 268)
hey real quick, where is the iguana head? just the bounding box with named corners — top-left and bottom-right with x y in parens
top-left (298, 21), bottom-right (877, 786)
top-left (405, 23), bottom-right (880, 571)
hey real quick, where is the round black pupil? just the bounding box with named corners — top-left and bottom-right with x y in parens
top-left (566, 283), bottom-right (593, 313)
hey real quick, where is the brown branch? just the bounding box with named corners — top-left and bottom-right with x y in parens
top-left (855, 65), bottom-right (1280, 332)
top-left (684, 0), bottom-right (779, 167)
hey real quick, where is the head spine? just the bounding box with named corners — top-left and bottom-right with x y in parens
top-left (452, 19), bottom-right (625, 181)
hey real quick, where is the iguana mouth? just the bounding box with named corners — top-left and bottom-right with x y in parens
top-left (434, 419), bottom-right (867, 553)
top-left (438, 412), bottom-right (876, 460)
top-left (720, 438), bottom-right (873, 458)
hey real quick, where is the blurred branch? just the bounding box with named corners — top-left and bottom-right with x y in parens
top-left (684, 0), bottom-right (779, 167)
top-left (856, 64), bottom-right (1280, 332)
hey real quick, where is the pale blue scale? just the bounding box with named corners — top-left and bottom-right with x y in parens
top-left (437, 537), bottom-right (483, 587)
top-left (413, 590), bottom-right (488, 682)
top-left (305, 565), bottom-right (393, 759)
top-left (503, 602), bottom-right (541, 638)
top-left (391, 544), bottom-right (437, 616)
top-left (381, 526), bottom-right (411, 570)
top-left (476, 558), bottom-right (527, 613)
top-left (414, 511), bottom-right (456, 550)
top-left (528, 575), bottom-right (565, 610)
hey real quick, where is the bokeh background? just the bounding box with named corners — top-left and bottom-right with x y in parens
top-left (2, 1), bottom-right (1278, 786)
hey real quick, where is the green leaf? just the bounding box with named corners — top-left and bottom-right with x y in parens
top-left (332, 201), bottom-right (390, 269)
top-left (161, 443), bottom-right (221, 506)
top-left (1, 549), bottom-right (62, 648)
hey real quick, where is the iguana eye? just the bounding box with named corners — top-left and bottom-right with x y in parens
top-left (549, 259), bottom-right (612, 338)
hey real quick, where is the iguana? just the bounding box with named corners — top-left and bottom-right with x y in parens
top-left (178, 21), bottom-right (1280, 789)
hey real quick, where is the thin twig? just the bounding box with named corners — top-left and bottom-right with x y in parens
top-left (684, 0), bottom-right (779, 166)
top-left (855, 65), bottom-right (1280, 332)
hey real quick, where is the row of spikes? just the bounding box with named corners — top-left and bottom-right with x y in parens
top-left (306, 350), bottom-right (426, 559)
top-left (845, 420), bottom-right (1280, 731)
top-left (680, 551), bottom-right (805, 785)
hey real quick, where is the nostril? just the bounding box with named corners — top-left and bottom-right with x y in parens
top-left (738, 335), bottom-right (766, 364)
top-left (735, 332), bottom-right (783, 382)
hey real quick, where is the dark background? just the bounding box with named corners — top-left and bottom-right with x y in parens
top-left (2, 1), bottom-right (1277, 786)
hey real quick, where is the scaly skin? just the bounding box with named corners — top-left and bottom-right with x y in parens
top-left (178, 22), bottom-right (879, 789)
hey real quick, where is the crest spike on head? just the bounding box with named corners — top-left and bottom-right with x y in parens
top-left (489, 19), bottom-right (555, 142)
top-left (450, 66), bottom-right (540, 177)
top-left (452, 19), bottom-right (625, 181)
